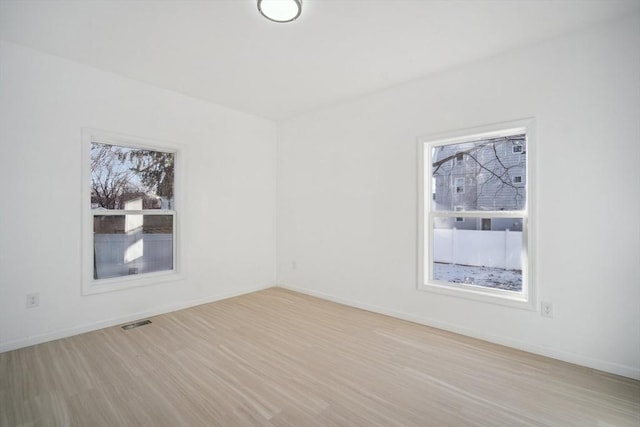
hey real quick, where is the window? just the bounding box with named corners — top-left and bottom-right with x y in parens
top-left (418, 119), bottom-right (535, 309)
top-left (512, 144), bottom-right (523, 154)
top-left (82, 129), bottom-right (181, 295)
top-left (455, 206), bottom-right (464, 222)
top-left (456, 153), bottom-right (464, 162)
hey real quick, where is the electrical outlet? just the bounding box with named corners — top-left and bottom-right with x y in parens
top-left (26, 293), bottom-right (40, 308)
top-left (541, 301), bottom-right (553, 318)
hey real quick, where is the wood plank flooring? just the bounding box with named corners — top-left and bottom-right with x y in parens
top-left (1, 287), bottom-right (639, 426)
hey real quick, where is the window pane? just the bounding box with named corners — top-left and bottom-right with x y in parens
top-left (431, 134), bottom-right (526, 211)
top-left (93, 215), bottom-right (173, 280)
top-left (432, 218), bottom-right (522, 291)
top-left (90, 142), bottom-right (174, 210)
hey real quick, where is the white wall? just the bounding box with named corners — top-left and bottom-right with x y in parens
top-left (277, 15), bottom-right (640, 379)
top-left (0, 41), bottom-right (277, 350)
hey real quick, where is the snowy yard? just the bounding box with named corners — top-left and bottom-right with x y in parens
top-left (433, 262), bottom-right (522, 292)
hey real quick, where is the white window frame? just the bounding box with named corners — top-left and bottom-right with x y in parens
top-left (417, 119), bottom-right (536, 310)
top-left (454, 177), bottom-right (465, 194)
top-left (81, 128), bottom-right (183, 295)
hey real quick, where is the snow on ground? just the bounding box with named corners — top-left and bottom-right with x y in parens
top-left (433, 262), bottom-right (522, 292)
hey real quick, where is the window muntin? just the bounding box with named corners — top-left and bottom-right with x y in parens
top-left (419, 121), bottom-right (534, 309)
top-left (82, 129), bottom-right (180, 295)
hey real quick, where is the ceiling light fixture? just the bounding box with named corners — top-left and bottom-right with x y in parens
top-left (257, 0), bottom-right (302, 23)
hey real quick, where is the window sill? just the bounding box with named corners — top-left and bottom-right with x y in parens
top-left (82, 270), bottom-right (184, 296)
top-left (418, 281), bottom-right (536, 311)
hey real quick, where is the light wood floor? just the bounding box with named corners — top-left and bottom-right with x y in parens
top-left (1, 288), bottom-right (639, 427)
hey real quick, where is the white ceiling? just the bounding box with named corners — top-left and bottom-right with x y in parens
top-left (1, 0), bottom-right (639, 121)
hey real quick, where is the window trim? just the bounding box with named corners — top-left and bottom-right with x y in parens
top-left (81, 128), bottom-right (184, 295)
top-left (417, 119), bottom-right (536, 310)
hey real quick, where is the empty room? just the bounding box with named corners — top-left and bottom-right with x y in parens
top-left (1, 0), bottom-right (639, 425)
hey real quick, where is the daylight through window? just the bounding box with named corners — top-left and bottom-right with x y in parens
top-left (82, 130), bottom-right (179, 294)
top-left (419, 121), bottom-right (534, 307)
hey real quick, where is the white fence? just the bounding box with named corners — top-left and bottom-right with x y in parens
top-left (94, 234), bottom-right (173, 279)
top-left (433, 229), bottom-right (522, 270)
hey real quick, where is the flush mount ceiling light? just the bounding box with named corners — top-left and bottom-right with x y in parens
top-left (258, 0), bottom-right (302, 23)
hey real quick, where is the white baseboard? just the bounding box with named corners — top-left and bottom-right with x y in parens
top-left (0, 284), bottom-right (272, 354)
top-left (278, 283), bottom-right (640, 380)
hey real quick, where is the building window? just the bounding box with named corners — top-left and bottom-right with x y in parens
top-left (82, 129), bottom-right (181, 295)
top-left (512, 144), bottom-right (523, 154)
top-left (455, 206), bottom-right (464, 222)
top-left (456, 153), bottom-right (464, 162)
top-left (418, 119), bottom-right (535, 309)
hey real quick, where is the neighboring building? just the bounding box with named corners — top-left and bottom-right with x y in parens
top-left (432, 135), bottom-right (526, 231)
